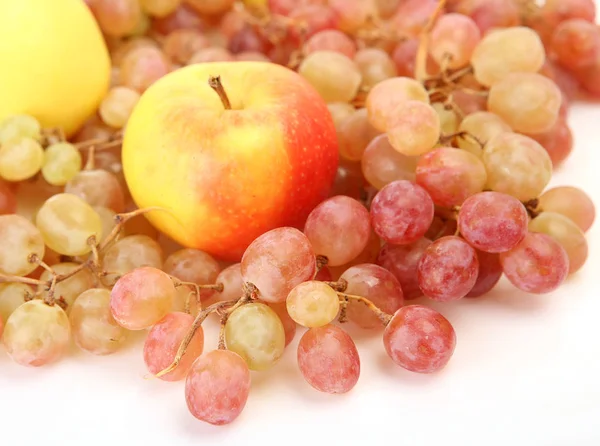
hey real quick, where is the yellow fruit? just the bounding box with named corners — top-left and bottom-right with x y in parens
top-left (0, 0), bottom-right (110, 137)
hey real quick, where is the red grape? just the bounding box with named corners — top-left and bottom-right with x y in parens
top-left (526, 118), bottom-right (573, 168)
top-left (466, 250), bottom-right (503, 298)
top-left (551, 19), bottom-right (600, 70)
top-left (305, 29), bottom-right (357, 59)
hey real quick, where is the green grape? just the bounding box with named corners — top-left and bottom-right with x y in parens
top-left (0, 114), bottom-right (42, 144)
top-left (42, 142), bottom-right (83, 186)
top-left (0, 137), bottom-right (44, 181)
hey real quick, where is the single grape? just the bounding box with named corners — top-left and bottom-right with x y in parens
top-left (354, 48), bottom-right (398, 90)
top-left (266, 301), bottom-right (297, 347)
top-left (430, 13), bottom-right (481, 69)
top-left (229, 25), bottom-right (271, 55)
top-left (416, 147), bottom-right (487, 207)
top-left (538, 187), bottom-right (595, 233)
top-left (211, 263), bottom-right (243, 303)
top-left (225, 302), bottom-right (285, 371)
top-left (163, 249), bottom-right (220, 301)
top-left (99, 87), bottom-right (141, 129)
top-left (0, 137), bottom-right (44, 181)
top-left (90, 0), bottom-right (142, 37)
top-left (0, 214), bottom-right (45, 276)
top-left (467, 0), bottom-right (520, 34)
top-left (337, 108), bottom-right (381, 162)
top-left (458, 191), bottom-right (528, 253)
top-left (110, 266), bottom-right (176, 330)
top-left (499, 232), bottom-right (569, 294)
top-left (298, 51), bottom-right (362, 103)
top-left (535, 0), bottom-right (597, 43)
top-left (483, 133), bottom-right (552, 201)
top-left (2, 300), bottom-right (70, 367)
top-left (329, 0), bottom-right (374, 33)
top-left (466, 250), bottom-right (503, 298)
top-left (188, 47), bottom-right (235, 64)
top-left (119, 45), bottom-right (171, 92)
top-left (162, 29), bottom-right (209, 64)
top-left (341, 263), bottom-right (404, 329)
top-left (457, 111), bottom-right (512, 157)
top-left (185, 350), bottom-right (251, 425)
top-left (387, 101), bottom-right (441, 156)
top-left (38, 263), bottom-right (95, 313)
top-left (102, 235), bottom-right (164, 283)
top-left (304, 196), bottom-right (370, 267)
top-left (144, 311), bottom-right (204, 381)
top-left (286, 281), bottom-right (340, 328)
top-left (365, 77), bottom-right (430, 132)
top-left (471, 26), bottom-right (545, 87)
top-left (327, 230), bottom-right (382, 279)
top-left (297, 324), bottom-right (360, 394)
top-left (305, 29), bottom-right (357, 59)
top-left (139, 0), bottom-right (181, 17)
top-left (65, 169), bottom-right (126, 213)
top-left (526, 118), bottom-right (573, 168)
top-left (418, 236), bottom-right (479, 302)
top-left (241, 227), bottom-right (316, 303)
top-left (551, 19), bottom-right (600, 70)
top-left (0, 114), bottom-right (41, 144)
top-left (390, 0), bottom-right (440, 36)
top-left (529, 212), bottom-right (588, 274)
top-left (287, 4), bottom-right (339, 42)
top-left (370, 180), bottom-right (434, 245)
top-left (42, 142), bottom-right (83, 186)
top-left (383, 305), bottom-right (456, 373)
top-left (361, 134), bottom-right (418, 189)
top-left (0, 283), bottom-right (32, 321)
top-left (488, 73), bottom-right (562, 135)
top-left (70, 288), bottom-right (128, 355)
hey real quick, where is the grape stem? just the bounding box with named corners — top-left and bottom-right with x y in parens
top-left (0, 273), bottom-right (43, 286)
top-left (217, 315), bottom-right (228, 350)
top-left (335, 291), bottom-right (392, 326)
top-left (322, 279), bottom-right (348, 292)
top-left (170, 278), bottom-right (225, 314)
top-left (415, 0), bottom-right (447, 81)
top-left (313, 255), bottom-right (329, 279)
top-left (523, 198), bottom-right (541, 219)
top-left (84, 145), bottom-right (96, 170)
top-left (208, 76), bottom-right (232, 110)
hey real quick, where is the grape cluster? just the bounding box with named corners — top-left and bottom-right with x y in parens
top-left (0, 0), bottom-right (598, 428)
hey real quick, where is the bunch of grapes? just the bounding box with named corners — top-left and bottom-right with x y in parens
top-left (0, 0), bottom-right (598, 427)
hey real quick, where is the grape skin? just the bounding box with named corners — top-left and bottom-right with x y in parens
top-left (185, 350), bottom-right (251, 426)
top-left (538, 186), bottom-right (595, 233)
top-left (387, 101), bottom-right (441, 156)
top-left (0, 114), bottom-right (41, 144)
top-left (430, 13), bottom-right (481, 69)
top-left (466, 250), bottom-right (503, 298)
top-left (0, 283), bottom-right (32, 321)
top-left (38, 262), bottom-right (95, 313)
top-left (212, 263), bottom-right (243, 303)
top-left (297, 324), bottom-right (360, 394)
top-left (361, 134), bottom-right (418, 189)
top-left (0, 214), bottom-right (45, 276)
top-left (354, 48), bottom-right (398, 90)
top-left (163, 248), bottom-right (220, 301)
top-left (42, 142), bottom-right (83, 186)
top-left (0, 137), bottom-right (44, 182)
top-left (266, 301), bottom-right (297, 347)
top-left (102, 234), bottom-right (164, 283)
top-left (457, 111), bottom-right (512, 157)
top-left (304, 29), bottom-right (357, 59)
top-left (65, 169), bottom-right (126, 213)
top-left (383, 305), bottom-right (456, 374)
top-left (527, 118), bottom-right (573, 168)
top-left (286, 281), bottom-right (340, 328)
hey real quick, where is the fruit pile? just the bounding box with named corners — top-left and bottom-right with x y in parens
top-left (0, 0), bottom-right (597, 427)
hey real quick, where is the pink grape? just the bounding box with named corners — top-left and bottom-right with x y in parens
top-left (370, 180), bottom-right (434, 245)
top-left (387, 101), bottom-right (441, 156)
top-left (468, 0), bottom-right (520, 34)
top-left (538, 186), bottom-right (596, 232)
top-left (305, 29), bottom-right (357, 59)
top-left (527, 118), bottom-right (573, 168)
top-left (430, 13), bottom-right (481, 69)
top-left (466, 250), bottom-right (503, 298)
top-left (163, 249), bottom-right (220, 302)
top-left (185, 350), bottom-right (251, 425)
top-left (416, 147), bottom-right (487, 207)
top-left (361, 134), bottom-right (418, 190)
top-left (329, 0), bottom-right (374, 34)
top-left (241, 227), bottom-right (316, 303)
top-left (340, 264), bottom-right (404, 329)
top-left (354, 48), bottom-right (398, 90)
top-left (383, 305), bottom-right (456, 374)
top-left (304, 196), bottom-right (370, 267)
top-left (377, 239), bottom-right (432, 300)
top-left (297, 324), bottom-right (360, 394)
top-left (500, 232), bottom-right (570, 294)
top-left (551, 19), bottom-right (600, 69)
top-left (458, 192), bottom-right (529, 253)
top-left (143, 312), bottom-right (204, 381)
top-left (417, 236), bottom-right (479, 302)
top-left (391, 38), bottom-right (439, 78)
top-left (213, 263), bottom-right (243, 302)
top-left (110, 266), bottom-right (176, 330)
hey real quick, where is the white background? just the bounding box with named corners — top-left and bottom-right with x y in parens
top-left (2, 24), bottom-right (600, 446)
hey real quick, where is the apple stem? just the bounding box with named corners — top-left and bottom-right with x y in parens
top-left (208, 75), bottom-right (232, 110)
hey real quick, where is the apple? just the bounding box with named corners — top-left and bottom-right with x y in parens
top-left (122, 61), bottom-right (338, 261)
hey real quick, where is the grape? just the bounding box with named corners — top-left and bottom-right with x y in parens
top-left (538, 187), bottom-right (595, 233)
top-left (94, 206), bottom-right (117, 244)
top-left (286, 281), bottom-right (340, 328)
top-left (140, 0), bottom-right (181, 17)
top-left (0, 114), bottom-right (41, 144)
top-left (370, 180), bottom-right (434, 245)
top-left (535, 0), bottom-right (597, 43)
top-left (466, 250), bottom-right (503, 298)
top-left (70, 288), bottom-right (128, 355)
top-left (185, 0), bottom-right (236, 15)
top-left (354, 48), bottom-right (398, 90)
top-left (416, 147), bottom-right (487, 207)
top-left (383, 305), bottom-right (456, 373)
top-left (110, 266), bottom-right (175, 330)
top-left (341, 264), bottom-right (404, 329)
top-left (224, 302), bottom-right (285, 371)
top-left (329, 0), bottom-right (374, 33)
top-left (499, 232), bottom-right (569, 294)
top-left (467, 0), bottom-right (520, 34)
top-left (575, 57), bottom-right (600, 96)
top-left (387, 101), bottom-right (441, 156)
top-left (99, 87), bottom-right (140, 129)
top-left (2, 300), bottom-right (70, 367)
top-left (185, 350), bottom-right (250, 425)
top-left (377, 239), bottom-right (431, 300)
top-left (337, 108), bottom-right (381, 162)
top-left (0, 283), bottom-right (32, 321)
top-left (418, 236), bottom-right (479, 302)
top-left (303, 196), bottom-right (370, 267)
top-left (361, 134), bottom-right (418, 189)
top-left (102, 235), bottom-right (164, 283)
top-left (471, 27), bottom-right (545, 87)
top-left (287, 4), bottom-right (339, 42)
top-left (432, 102), bottom-right (459, 135)
top-left (297, 324), bottom-right (360, 394)
top-left (458, 191), bottom-right (528, 253)
top-left (483, 133), bottom-right (553, 201)
top-left (488, 73), bottom-right (562, 135)
top-left (551, 19), bottom-right (600, 70)
top-left (327, 229), bottom-right (382, 279)
top-left (266, 301), bottom-right (297, 347)
top-left (162, 29), bottom-right (209, 64)
top-left (188, 47), bottom-right (235, 64)
top-left (457, 111), bottom-right (512, 157)
top-left (229, 25), bottom-right (271, 55)
top-left (211, 263), bottom-right (243, 303)
top-left (375, 0), bottom-right (401, 18)
top-left (65, 169), bottom-right (126, 213)
top-left (144, 312), bottom-right (204, 381)
top-left (163, 249), bottom-right (220, 301)
top-left (90, 0), bottom-right (142, 37)
top-left (0, 137), bottom-right (44, 181)
top-left (430, 13), bottom-right (481, 69)
top-left (365, 77), bottom-right (430, 132)
top-left (151, 3), bottom-right (205, 35)
top-left (0, 180), bottom-right (17, 215)
top-left (42, 142), bottom-right (83, 186)
top-left (305, 30), bottom-right (357, 59)
top-left (529, 212), bottom-right (588, 274)
top-left (0, 214), bottom-right (45, 276)
top-left (527, 118), bottom-right (573, 168)
top-left (390, 0), bottom-right (440, 36)
top-left (36, 194), bottom-right (102, 257)
top-left (298, 51), bottom-right (362, 103)
top-left (241, 227), bottom-right (316, 303)
top-left (38, 263), bottom-right (95, 313)
top-left (119, 46), bottom-right (171, 92)
top-left (391, 38), bottom-right (439, 78)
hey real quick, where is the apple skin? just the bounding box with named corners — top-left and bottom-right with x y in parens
top-left (122, 61), bottom-right (339, 261)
